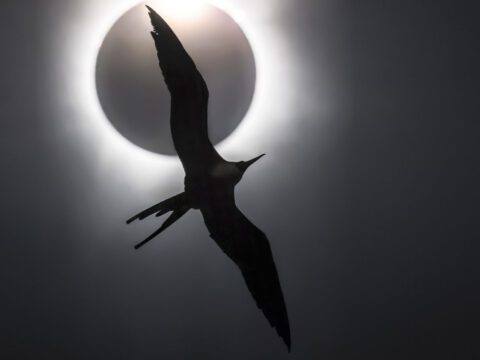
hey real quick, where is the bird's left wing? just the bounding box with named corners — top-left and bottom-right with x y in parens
top-left (200, 200), bottom-right (291, 350)
top-left (146, 6), bottom-right (223, 174)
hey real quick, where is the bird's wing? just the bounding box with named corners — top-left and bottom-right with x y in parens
top-left (200, 197), bottom-right (291, 350)
top-left (146, 6), bottom-right (223, 174)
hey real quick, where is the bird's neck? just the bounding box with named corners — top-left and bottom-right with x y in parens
top-left (210, 161), bottom-right (241, 182)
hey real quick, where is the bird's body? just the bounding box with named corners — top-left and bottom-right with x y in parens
top-left (185, 165), bottom-right (236, 209)
top-left (127, 6), bottom-right (291, 351)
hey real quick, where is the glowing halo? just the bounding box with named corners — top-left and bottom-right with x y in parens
top-left (51, 0), bottom-right (300, 191)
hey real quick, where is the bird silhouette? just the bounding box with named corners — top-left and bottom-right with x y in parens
top-left (127, 6), bottom-right (291, 350)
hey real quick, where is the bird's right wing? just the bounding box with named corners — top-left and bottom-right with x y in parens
top-left (200, 200), bottom-right (291, 350)
top-left (146, 6), bottom-right (223, 174)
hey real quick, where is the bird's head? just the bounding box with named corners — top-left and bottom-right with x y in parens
top-left (236, 154), bottom-right (266, 175)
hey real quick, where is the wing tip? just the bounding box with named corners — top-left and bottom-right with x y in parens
top-left (278, 325), bottom-right (291, 352)
top-left (145, 4), bottom-right (162, 21)
top-left (145, 5), bottom-right (159, 23)
top-left (145, 5), bottom-right (169, 38)
top-left (284, 335), bottom-right (291, 352)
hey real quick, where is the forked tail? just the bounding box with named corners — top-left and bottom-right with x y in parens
top-left (126, 192), bottom-right (190, 249)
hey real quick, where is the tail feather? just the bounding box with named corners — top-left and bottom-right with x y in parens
top-left (127, 192), bottom-right (191, 249)
top-left (126, 193), bottom-right (186, 224)
top-left (134, 206), bottom-right (190, 249)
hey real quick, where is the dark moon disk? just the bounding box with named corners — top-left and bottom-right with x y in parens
top-left (95, 3), bottom-right (256, 155)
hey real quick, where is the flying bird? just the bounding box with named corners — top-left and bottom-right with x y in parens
top-left (127, 6), bottom-right (291, 350)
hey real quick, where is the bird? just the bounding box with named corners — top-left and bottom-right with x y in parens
top-left (126, 5), bottom-right (291, 351)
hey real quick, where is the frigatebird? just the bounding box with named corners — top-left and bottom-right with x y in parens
top-left (127, 6), bottom-right (291, 350)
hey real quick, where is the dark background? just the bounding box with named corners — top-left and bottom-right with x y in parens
top-left (1, 1), bottom-right (478, 359)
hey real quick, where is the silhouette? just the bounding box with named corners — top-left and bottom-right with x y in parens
top-left (127, 6), bottom-right (291, 350)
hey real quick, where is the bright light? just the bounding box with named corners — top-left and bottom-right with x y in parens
top-left (51, 0), bottom-right (303, 192)
top-left (155, 0), bottom-right (205, 19)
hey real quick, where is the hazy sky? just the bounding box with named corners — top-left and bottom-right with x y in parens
top-left (1, 1), bottom-right (477, 359)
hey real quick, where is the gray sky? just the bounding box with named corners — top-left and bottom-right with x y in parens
top-left (1, 1), bottom-right (477, 359)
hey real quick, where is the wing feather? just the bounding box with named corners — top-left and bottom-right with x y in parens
top-left (201, 201), bottom-right (291, 350)
top-left (146, 6), bottom-right (222, 173)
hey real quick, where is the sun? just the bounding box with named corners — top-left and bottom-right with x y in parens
top-left (96, 3), bottom-right (256, 155)
top-left (52, 0), bottom-right (298, 190)
top-left (154, 0), bottom-right (205, 19)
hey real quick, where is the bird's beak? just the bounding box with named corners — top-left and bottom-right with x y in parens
top-left (243, 154), bottom-right (265, 170)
